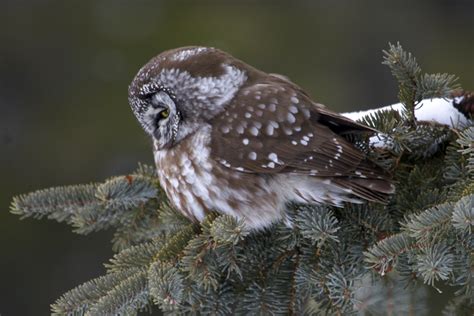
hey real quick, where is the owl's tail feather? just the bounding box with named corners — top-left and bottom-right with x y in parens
top-left (332, 178), bottom-right (395, 204)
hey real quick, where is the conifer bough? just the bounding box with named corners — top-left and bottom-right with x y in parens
top-left (10, 43), bottom-right (474, 315)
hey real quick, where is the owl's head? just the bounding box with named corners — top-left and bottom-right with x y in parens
top-left (128, 46), bottom-right (250, 149)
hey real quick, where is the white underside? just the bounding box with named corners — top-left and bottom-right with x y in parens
top-left (155, 126), bottom-right (359, 229)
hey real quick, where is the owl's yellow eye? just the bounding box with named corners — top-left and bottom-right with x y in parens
top-left (160, 109), bottom-right (170, 119)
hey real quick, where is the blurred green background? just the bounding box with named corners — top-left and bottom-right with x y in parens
top-left (1, 0), bottom-right (473, 314)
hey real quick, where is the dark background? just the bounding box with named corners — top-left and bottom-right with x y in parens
top-left (1, 0), bottom-right (473, 315)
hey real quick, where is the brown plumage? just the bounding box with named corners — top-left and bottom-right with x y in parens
top-left (128, 46), bottom-right (394, 229)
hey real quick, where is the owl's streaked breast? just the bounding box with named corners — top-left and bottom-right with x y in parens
top-left (153, 125), bottom-right (283, 228)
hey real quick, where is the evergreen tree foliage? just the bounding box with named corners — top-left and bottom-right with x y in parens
top-left (10, 43), bottom-right (473, 315)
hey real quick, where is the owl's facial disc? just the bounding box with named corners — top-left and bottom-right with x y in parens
top-left (142, 90), bottom-right (181, 149)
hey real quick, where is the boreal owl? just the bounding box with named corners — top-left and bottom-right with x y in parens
top-left (128, 46), bottom-right (394, 229)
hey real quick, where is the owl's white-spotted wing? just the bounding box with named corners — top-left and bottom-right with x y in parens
top-left (210, 79), bottom-right (393, 201)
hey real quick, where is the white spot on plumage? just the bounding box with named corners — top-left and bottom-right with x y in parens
top-left (250, 127), bottom-right (259, 136)
top-left (221, 125), bottom-right (230, 133)
top-left (291, 140), bottom-right (298, 145)
top-left (219, 159), bottom-right (231, 168)
top-left (289, 105), bottom-right (298, 114)
top-left (287, 113), bottom-right (296, 124)
top-left (291, 96), bottom-right (299, 104)
top-left (355, 171), bottom-right (367, 178)
top-left (171, 47), bottom-right (207, 61)
top-left (269, 120), bottom-right (279, 128)
top-left (266, 124), bottom-right (274, 135)
top-left (302, 136), bottom-right (310, 141)
top-left (301, 108), bottom-right (310, 118)
top-left (268, 103), bottom-right (276, 112)
top-left (300, 139), bottom-right (308, 146)
top-left (243, 138), bottom-right (249, 145)
top-left (249, 152), bottom-right (257, 160)
top-left (258, 103), bottom-right (266, 109)
top-left (268, 153), bottom-right (278, 162)
top-left (245, 112), bottom-right (252, 118)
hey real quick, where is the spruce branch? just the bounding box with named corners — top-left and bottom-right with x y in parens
top-left (86, 269), bottom-right (149, 316)
top-left (105, 240), bottom-right (164, 273)
top-left (294, 205), bottom-right (340, 247)
top-left (418, 73), bottom-right (459, 100)
top-left (382, 42), bottom-right (421, 124)
top-left (148, 261), bottom-right (185, 312)
top-left (364, 233), bottom-right (416, 275)
top-left (416, 243), bottom-right (454, 289)
top-left (452, 194), bottom-right (474, 233)
top-left (456, 126), bottom-right (474, 175)
top-left (210, 214), bottom-right (250, 245)
top-left (10, 183), bottom-right (99, 223)
top-left (51, 268), bottom-right (143, 316)
top-left (403, 202), bottom-right (454, 242)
